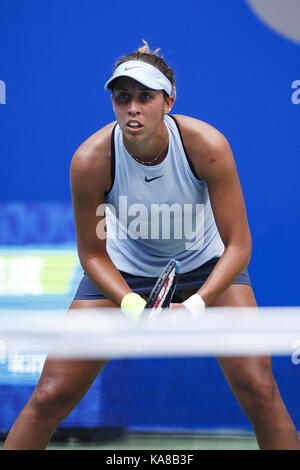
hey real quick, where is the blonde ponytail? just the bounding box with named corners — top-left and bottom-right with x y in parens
top-left (137, 40), bottom-right (161, 56)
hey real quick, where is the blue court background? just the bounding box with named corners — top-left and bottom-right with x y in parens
top-left (0, 1), bottom-right (300, 437)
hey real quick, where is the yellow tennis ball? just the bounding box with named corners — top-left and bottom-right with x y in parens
top-left (121, 293), bottom-right (146, 321)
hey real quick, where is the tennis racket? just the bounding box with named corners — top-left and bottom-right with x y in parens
top-left (145, 259), bottom-right (180, 320)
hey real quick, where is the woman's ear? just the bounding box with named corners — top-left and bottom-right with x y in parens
top-left (164, 95), bottom-right (175, 114)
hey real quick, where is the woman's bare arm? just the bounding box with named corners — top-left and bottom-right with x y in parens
top-left (70, 124), bottom-right (132, 306)
top-left (174, 115), bottom-right (252, 306)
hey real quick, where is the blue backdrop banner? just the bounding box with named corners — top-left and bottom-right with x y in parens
top-left (1, 0), bottom-right (300, 436)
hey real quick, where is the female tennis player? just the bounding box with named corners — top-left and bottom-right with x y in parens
top-left (4, 42), bottom-right (300, 450)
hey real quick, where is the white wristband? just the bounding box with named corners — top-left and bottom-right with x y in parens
top-left (182, 294), bottom-right (205, 320)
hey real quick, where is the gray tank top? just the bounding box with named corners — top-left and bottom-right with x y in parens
top-left (105, 114), bottom-right (224, 276)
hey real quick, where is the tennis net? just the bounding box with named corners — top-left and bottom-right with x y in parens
top-left (1, 307), bottom-right (300, 359)
top-left (1, 306), bottom-right (300, 450)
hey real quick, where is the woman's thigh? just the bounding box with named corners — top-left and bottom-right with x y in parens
top-left (32, 299), bottom-right (117, 410)
top-left (182, 284), bottom-right (272, 389)
top-left (212, 285), bottom-right (273, 396)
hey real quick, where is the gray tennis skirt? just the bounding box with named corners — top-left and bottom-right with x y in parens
top-left (74, 257), bottom-right (251, 303)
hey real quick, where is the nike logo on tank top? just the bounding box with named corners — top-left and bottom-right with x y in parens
top-left (144, 175), bottom-right (163, 182)
top-left (105, 115), bottom-right (224, 276)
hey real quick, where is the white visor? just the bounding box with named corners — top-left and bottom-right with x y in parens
top-left (104, 60), bottom-right (173, 96)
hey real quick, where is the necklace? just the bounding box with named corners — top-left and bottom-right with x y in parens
top-left (128, 138), bottom-right (169, 166)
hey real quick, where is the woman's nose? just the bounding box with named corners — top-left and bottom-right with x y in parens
top-left (127, 98), bottom-right (140, 116)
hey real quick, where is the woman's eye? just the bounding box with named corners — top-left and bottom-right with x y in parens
top-left (141, 93), bottom-right (151, 101)
top-left (118, 93), bottom-right (129, 100)
top-left (114, 91), bottom-right (130, 101)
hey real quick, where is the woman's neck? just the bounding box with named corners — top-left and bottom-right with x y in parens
top-left (123, 121), bottom-right (169, 164)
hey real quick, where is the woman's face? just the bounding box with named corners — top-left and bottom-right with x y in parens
top-left (111, 76), bottom-right (174, 143)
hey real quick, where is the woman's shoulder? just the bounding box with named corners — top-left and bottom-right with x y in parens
top-left (170, 115), bottom-right (233, 180)
top-left (72, 121), bottom-right (117, 166)
top-left (170, 114), bottom-right (228, 151)
top-left (70, 121), bottom-right (116, 195)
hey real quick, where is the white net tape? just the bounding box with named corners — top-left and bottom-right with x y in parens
top-left (1, 307), bottom-right (300, 359)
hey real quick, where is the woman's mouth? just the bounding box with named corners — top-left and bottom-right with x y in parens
top-left (126, 120), bottom-right (143, 132)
